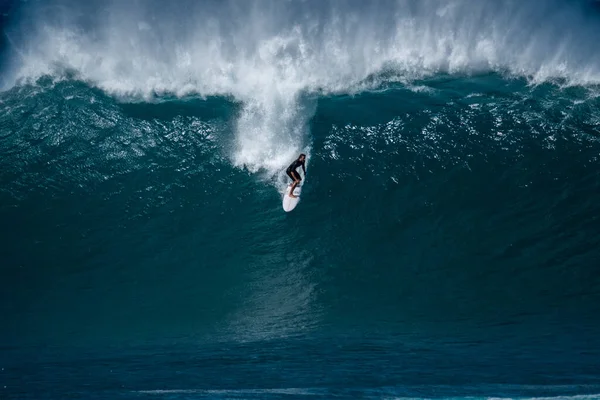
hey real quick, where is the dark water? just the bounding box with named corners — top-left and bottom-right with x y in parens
top-left (2, 1), bottom-right (600, 399)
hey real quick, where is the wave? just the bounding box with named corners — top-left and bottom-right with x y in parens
top-left (135, 388), bottom-right (600, 399)
top-left (3, 0), bottom-right (600, 172)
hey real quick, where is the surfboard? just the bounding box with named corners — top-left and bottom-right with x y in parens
top-left (282, 184), bottom-right (302, 212)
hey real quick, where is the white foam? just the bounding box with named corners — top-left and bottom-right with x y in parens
top-left (5, 0), bottom-right (600, 172)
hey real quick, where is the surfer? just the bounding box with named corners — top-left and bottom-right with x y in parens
top-left (286, 153), bottom-right (306, 198)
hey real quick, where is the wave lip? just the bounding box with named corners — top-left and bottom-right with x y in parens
top-left (5, 0), bottom-right (600, 172)
top-left (7, 0), bottom-right (600, 92)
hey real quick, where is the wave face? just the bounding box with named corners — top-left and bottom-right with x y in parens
top-left (2, 1), bottom-right (600, 399)
top-left (4, 0), bottom-right (600, 172)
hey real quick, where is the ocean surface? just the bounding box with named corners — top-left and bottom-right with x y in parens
top-left (2, 0), bottom-right (600, 399)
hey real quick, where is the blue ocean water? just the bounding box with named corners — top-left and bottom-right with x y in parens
top-left (2, 0), bottom-right (600, 399)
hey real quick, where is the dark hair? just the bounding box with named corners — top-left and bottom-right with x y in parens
top-left (299, 153), bottom-right (306, 159)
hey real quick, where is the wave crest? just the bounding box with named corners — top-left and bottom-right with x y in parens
top-left (5, 0), bottom-right (600, 171)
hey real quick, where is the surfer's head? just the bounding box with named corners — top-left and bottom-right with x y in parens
top-left (299, 153), bottom-right (306, 161)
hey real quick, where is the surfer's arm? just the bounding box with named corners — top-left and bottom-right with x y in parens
top-left (302, 162), bottom-right (306, 175)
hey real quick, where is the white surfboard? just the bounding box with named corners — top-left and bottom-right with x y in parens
top-left (282, 184), bottom-right (302, 212)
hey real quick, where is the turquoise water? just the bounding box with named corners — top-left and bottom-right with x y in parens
top-left (2, 0), bottom-right (600, 399)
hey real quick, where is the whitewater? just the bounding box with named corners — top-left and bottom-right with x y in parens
top-left (4, 0), bottom-right (600, 173)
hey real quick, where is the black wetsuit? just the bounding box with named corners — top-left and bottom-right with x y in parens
top-left (286, 159), bottom-right (305, 182)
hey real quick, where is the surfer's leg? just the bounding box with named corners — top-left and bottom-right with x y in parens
top-left (289, 180), bottom-right (299, 197)
top-left (289, 172), bottom-right (301, 198)
top-left (286, 170), bottom-right (295, 184)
